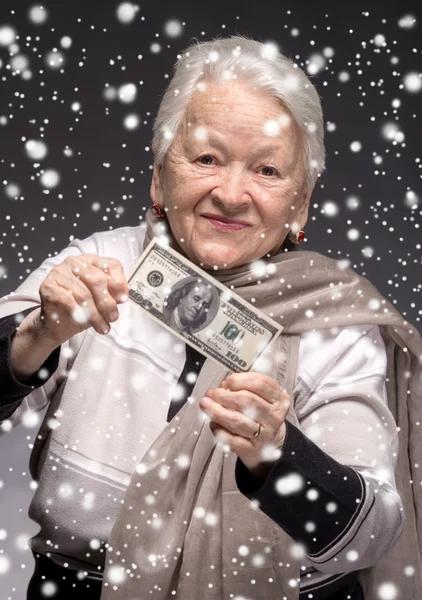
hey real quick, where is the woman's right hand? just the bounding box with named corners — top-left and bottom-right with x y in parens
top-left (33, 253), bottom-right (129, 346)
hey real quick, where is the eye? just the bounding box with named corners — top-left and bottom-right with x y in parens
top-left (260, 166), bottom-right (279, 177)
top-left (197, 155), bottom-right (215, 165)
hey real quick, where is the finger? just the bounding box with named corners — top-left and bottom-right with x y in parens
top-left (43, 282), bottom-right (110, 335)
top-left (65, 258), bottom-right (120, 323)
top-left (209, 422), bottom-right (252, 454)
top-left (56, 277), bottom-right (113, 333)
top-left (90, 256), bottom-right (129, 303)
top-left (221, 372), bottom-right (286, 405)
top-left (200, 397), bottom-right (260, 439)
top-left (205, 387), bottom-right (268, 422)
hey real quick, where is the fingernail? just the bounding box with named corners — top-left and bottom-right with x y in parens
top-left (201, 397), bottom-right (210, 408)
top-left (110, 310), bottom-right (119, 321)
top-left (119, 293), bottom-right (128, 303)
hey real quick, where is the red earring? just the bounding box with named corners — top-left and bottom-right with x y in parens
top-left (151, 204), bottom-right (165, 218)
top-left (288, 230), bottom-right (306, 244)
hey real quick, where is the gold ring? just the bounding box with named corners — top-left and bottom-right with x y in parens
top-left (251, 422), bottom-right (261, 439)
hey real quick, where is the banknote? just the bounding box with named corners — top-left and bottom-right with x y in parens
top-left (127, 239), bottom-right (283, 373)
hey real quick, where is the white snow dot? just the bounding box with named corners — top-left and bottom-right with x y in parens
top-left (252, 553), bottom-right (265, 567)
top-left (204, 512), bottom-right (218, 526)
top-left (16, 533), bottom-right (30, 551)
top-left (405, 190), bottom-right (419, 209)
top-left (40, 169), bottom-right (60, 189)
top-left (362, 246), bottom-right (374, 258)
top-left (377, 582), bottom-right (398, 600)
top-left (89, 538), bottom-right (101, 550)
top-left (116, 2), bottom-right (139, 24)
top-left (40, 581), bottom-right (57, 597)
top-left (251, 260), bottom-right (267, 278)
top-left (0, 555), bottom-right (11, 574)
top-left (124, 114), bottom-right (140, 130)
top-left (238, 545), bottom-right (249, 556)
top-left (193, 126), bottom-right (208, 141)
top-left (10, 55), bottom-right (30, 72)
top-left (307, 53), bottom-right (326, 75)
top-left (60, 36), bottom-right (72, 49)
top-left (107, 564), bottom-right (126, 585)
top-left (44, 50), bottom-right (65, 70)
top-left (25, 139), bottom-right (48, 161)
top-left (404, 565), bottom-right (415, 576)
top-left (347, 228), bottom-right (360, 241)
top-left (0, 26), bottom-right (17, 47)
top-left (326, 502), bottom-right (337, 513)
top-left (4, 183), bottom-right (21, 199)
top-left (346, 195), bottom-right (360, 210)
top-left (71, 305), bottom-right (90, 324)
top-left (1, 420), bottom-right (13, 433)
top-left (263, 119), bottom-right (281, 137)
top-left (193, 506), bottom-right (206, 518)
top-left (368, 298), bottom-right (381, 311)
top-left (261, 42), bottom-right (279, 60)
top-left (103, 86), bottom-right (117, 101)
top-left (176, 455), bottom-right (190, 469)
top-left (350, 141), bottom-right (362, 153)
top-left (164, 19), bottom-right (183, 38)
top-left (374, 34), bottom-right (386, 47)
top-left (118, 83), bottom-right (137, 103)
top-left (398, 14), bottom-right (417, 29)
top-left (338, 71), bottom-right (350, 82)
top-left (150, 43), bottom-right (161, 54)
top-left (306, 488), bottom-right (319, 501)
top-left (47, 418), bottom-right (60, 431)
top-left (381, 122), bottom-right (403, 143)
top-left (22, 411), bottom-right (40, 428)
top-left (28, 4), bottom-right (49, 25)
top-left (402, 72), bottom-right (422, 94)
top-left (58, 483), bottom-right (73, 499)
top-left (346, 550), bottom-right (359, 562)
top-left (290, 543), bottom-right (306, 559)
top-left (322, 201), bottom-right (339, 217)
top-left (275, 473), bottom-right (304, 495)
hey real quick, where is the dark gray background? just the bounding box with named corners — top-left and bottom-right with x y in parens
top-left (0, 0), bottom-right (421, 597)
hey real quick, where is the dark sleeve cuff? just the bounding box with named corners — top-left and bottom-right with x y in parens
top-left (0, 308), bottom-right (61, 416)
top-left (235, 420), bottom-right (365, 554)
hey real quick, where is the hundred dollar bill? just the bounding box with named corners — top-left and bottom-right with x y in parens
top-left (127, 238), bottom-right (283, 373)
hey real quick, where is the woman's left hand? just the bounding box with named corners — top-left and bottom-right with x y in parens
top-left (199, 372), bottom-right (291, 478)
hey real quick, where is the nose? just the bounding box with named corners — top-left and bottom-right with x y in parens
top-left (210, 165), bottom-right (251, 211)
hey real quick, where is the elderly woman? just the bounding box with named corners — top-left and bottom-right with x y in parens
top-left (0, 36), bottom-right (421, 600)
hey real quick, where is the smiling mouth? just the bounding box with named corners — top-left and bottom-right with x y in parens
top-left (202, 214), bottom-right (250, 231)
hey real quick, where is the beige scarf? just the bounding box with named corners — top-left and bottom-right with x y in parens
top-left (101, 211), bottom-right (422, 599)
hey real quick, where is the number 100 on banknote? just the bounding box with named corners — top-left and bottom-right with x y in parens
top-left (127, 239), bottom-right (282, 372)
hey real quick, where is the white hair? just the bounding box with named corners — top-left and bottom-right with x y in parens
top-left (152, 35), bottom-right (326, 192)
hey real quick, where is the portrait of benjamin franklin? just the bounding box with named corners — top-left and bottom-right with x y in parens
top-left (163, 277), bottom-right (219, 334)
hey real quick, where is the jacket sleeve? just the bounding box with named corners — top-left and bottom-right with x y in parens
top-left (0, 307), bottom-right (62, 421)
top-left (235, 324), bottom-right (404, 574)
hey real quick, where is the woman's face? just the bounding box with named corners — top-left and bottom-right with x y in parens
top-left (151, 79), bottom-right (313, 269)
top-left (178, 283), bottom-right (213, 326)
